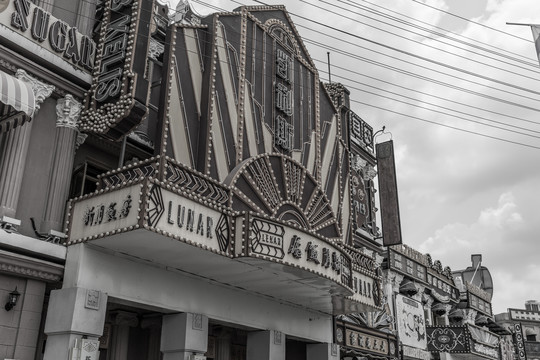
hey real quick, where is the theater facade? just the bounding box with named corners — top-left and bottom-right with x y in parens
top-left (39, 2), bottom-right (391, 360)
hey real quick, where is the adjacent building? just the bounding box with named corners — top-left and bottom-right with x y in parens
top-left (0, 0), bottom-right (96, 359)
top-left (495, 300), bottom-right (540, 360)
top-left (425, 255), bottom-right (510, 360)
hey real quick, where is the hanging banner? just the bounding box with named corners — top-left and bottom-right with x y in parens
top-left (376, 140), bottom-right (402, 246)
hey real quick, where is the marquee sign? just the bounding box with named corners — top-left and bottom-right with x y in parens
top-left (349, 269), bottom-right (380, 309)
top-left (80, 0), bottom-right (154, 140)
top-left (68, 184), bottom-right (141, 242)
top-left (402, 345), bottom-right (430, 360)
top-left (0, 0), bottom-right (95, 72)
top-left (389, 246), bottom-right (459, 301)
top-left (239, 215), bottom-right (351, 288)
top-left (145, 184), bottom-right (231, 255)
top-left (389, 249), bottom-right (427, 283)
top-left (396, 295), bottom-right (427, 349)
top-left (335, 320), bottom-right (398, 358)
top-left (469, 292), bottom-right (492, 316)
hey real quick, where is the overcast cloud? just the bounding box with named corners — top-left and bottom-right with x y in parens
top-left (172, 0), bottom-right (540, 314)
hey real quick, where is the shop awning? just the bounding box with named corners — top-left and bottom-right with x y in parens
top-left (0, 70), bottom-right (35, 133)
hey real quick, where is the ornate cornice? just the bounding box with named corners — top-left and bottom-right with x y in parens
top-left (148, 38), bottom-right (165, 61)
top-left (0, 249), bottom-right (63, 282)
top-left (466, 281), bottom-right (492, 302)
top-left (56, 94), bottom-right (82, 129)
top-left (76, 132), bottom-right (88, 149)
top-left (15, 69), bottom-right (55, 113)
top-left (110, 310), bottom-right (139, 327)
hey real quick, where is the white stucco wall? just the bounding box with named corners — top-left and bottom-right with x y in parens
top-left (63, 244), bottom-right (334, 343)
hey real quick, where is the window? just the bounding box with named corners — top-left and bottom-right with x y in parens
top-left (70, 160), bottom-right (109, 198)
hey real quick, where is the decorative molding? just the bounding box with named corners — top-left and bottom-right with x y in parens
top-left (76, 132), bottom-right (88, 149)
top-left (463, 309), bottom-right (478, 325)
top-left (85, 289), bottom-right (101, 310)
top-left (0, 248), bottom-right (63, 282)
top-left (331, 343), bottom-right (338, 356)
top-left (140, 315), bottom-right (162, 329)
top-left (192, 313), bottom-right (203, 330)
top-left (15, 69), bottom-right (55, 113)
top-left (56, 95), bottom-right (82, 129)
top-left (171, 0), bottom-right (201, 25)
top-left (111, 310), bottom-right (139, 327)
top-left (273, 330), bottom-right (282, 345)
top-left (148, 38), bottom-right (165, 61)
top-left (390, 273), bottom-right (404, 293)
top-left (0, 58), bottom-right (17, 73)
top-left (466, 281), bottom-right (492, 302)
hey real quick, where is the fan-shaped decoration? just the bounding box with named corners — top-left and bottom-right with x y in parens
top-left (226, 154), bottom-right (341, 239)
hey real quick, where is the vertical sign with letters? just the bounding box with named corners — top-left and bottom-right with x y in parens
top-left (80, 0), bottom-right (154, 140)
top-left (376, 140), bottom-right (402, 246)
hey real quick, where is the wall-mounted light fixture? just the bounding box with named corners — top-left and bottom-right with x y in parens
top-left (5, 287), bottom-right (20, 311)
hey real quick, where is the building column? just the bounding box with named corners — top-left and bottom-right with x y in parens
top-left (141, 315), bottom-right (163, 360)
top-left (0, 70), bottom-right (54, 220)
top-left (422, 294), bottom-right (434, 326)
top-left (216, 328), bottom-right (232, 360)
top-left (246, 330), bottom-right (285, 360)
top-left (42, 287), bottom-right (107, 360)
top-left (161, 313), bottom-right (208, 360)
top-left (109, 310), bottom-right (139, 360)
top-left (306, 343), bottom-right (340, 360)
top-left (40, 95), bottom-right (82, 233)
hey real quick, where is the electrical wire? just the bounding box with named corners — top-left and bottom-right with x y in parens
top-left (344, 0), bottom-right (538, 65)
top-left (22, 0), bottom-right (540, 149)
top-left (312, 0), bottom-right (540, 76)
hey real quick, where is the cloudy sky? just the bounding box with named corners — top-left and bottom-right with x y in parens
top-left (169, 0), bottom-right (540, 315)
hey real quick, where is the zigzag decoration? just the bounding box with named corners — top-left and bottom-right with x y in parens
top-left (101, 164), bottom-right (157, 188)
top-left (166, 161), bottom-right (230, 205)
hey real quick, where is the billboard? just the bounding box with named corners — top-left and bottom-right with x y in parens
top-left (395, 294), bottom-right (427, 349)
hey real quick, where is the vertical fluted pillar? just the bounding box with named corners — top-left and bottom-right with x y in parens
top-left (41, 95), bottom-right (82, 233)
top-left (0, 123), bottom-right (33, 217)
top-left (0, 70), bottom-right (54, 219)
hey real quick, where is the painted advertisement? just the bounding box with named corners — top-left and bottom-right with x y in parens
top-left (396, 294), bottom-right (427, 349)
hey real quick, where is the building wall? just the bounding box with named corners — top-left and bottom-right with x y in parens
top-left (0, 273), bottom-right (46, 360)
top-left (63, 244), bottom-right (334, 343)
